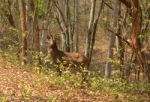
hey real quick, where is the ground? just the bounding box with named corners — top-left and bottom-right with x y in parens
top-left (0, 59), bottom-right (115, 102)
top-left (0, 54), bottom-right (149, 102)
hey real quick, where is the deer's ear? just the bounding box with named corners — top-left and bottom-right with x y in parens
top-left (47, 35), bottom-right (53, 40)
top-left (47, 35), bottom-right (54, 44)
top-left (47, 34), bottom-right (54, 40)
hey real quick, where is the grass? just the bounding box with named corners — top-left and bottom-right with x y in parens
top-left (0, 52), bottom-right (149, 102)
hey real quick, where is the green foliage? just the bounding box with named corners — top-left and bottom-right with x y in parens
top-left (15, 79), bottom-right (33, 100)
top-left (108, 58), bottom-right (120, 66)
top-left (0, 52), bottom-right (150, 101)
top-left (48, 96), bottom-right (59, 102)
top-left (37, 0), bottom-right (46, 17)
top-left (20, 86), bottom-right (33, 100)
top-left (0, 96), bottom-right (7, 102)
top-left (90, 77), bottom-right (150, 101)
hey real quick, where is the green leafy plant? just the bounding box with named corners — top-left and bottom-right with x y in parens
top-left (20, 86), bottom-right (33, 100)
top-left (0, 96), bottom-right (7, 102)
top-left (48, 96), bottom-right (59, 102)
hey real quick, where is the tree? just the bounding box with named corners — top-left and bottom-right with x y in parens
top-left (115, 1), bottom-right (125, 77)
top-left (74, 0), bottom-right (79, 52)
top-left (18, 0), bottom-right (28, 65)
top-left (105, 0), bottom-right (120, 78)
top-left (28, 0), bottom-right (40, 65)
top-left (3, 0), bottom-right (15, 28)
top-left (84, 0), bottom-right (104, 65)
top-left (40, 0), bottom-right (52, 53)
top-left (85, 0), bottom-right (96, 58)
top-left (119, 0), bottom-right (150, 81)
top-left (53, 0), bottom-right (78, 52)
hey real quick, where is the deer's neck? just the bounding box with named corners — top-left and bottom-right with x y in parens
top-left (50, 45), bottom-right (59, 55)
top-left (50, 46), bottom-right (66, 62)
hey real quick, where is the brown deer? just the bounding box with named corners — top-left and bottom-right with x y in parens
top-left (47, 34), bottom-right (89, 77)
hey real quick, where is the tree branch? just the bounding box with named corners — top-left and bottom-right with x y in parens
top-left (107, 28), bottom-right (131, 47)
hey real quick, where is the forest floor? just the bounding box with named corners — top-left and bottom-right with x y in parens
top-left (0, 54), bottom-right (149, 102)
top-left (0, 58), bottom-right (116, 102)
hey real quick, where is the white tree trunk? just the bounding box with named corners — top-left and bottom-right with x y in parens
top-left (85, 0), bottom-right (96, 57)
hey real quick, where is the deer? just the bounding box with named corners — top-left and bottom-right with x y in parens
top-left (47, 34), bottom-right (90, 83)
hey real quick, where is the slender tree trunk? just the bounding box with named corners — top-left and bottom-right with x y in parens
top-left (34, 24), bottom-right (40, 64)
top-left (89, 0), bottom-right (104, 62)
top-left (116, 2), bottom-right (125, 78)
top-left (66, 0), bottom-right (74, 52)
top-left (58, 0), bottom-right (66, 51)
top-left (4, 0), bottom-right (15, 27)
top-left (74, 0), bottom-right (79, 52)
top-left (117, 27), bottom-right (125, 78)
top-left (67, 0), bottom-right (72, 52)
top-left (64, 0), bottom-right (70, 52)
top-left (53, 0), bottom-right (70, 52)
top-left (105, 0), bottom-right (120, 78)
top-left (85, 0), bottom-right (96, 58)
top-left (41, 0), bottom-right (51, 53)
top-left (84, 0), bottom-right (104, 66)
top-left (28, 0), bottom-right (40, 65)
top-left (18, 0), bottom-right (28, 65)
top-left (41, 25), bottom-right (48, 53)
top-left (27, 0), bottom-right (35, 64)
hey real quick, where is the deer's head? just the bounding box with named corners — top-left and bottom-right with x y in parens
top-left (47, 34), bottom-right (57, 49)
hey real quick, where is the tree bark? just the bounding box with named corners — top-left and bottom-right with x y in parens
top-left (18, 0), bottom-right (28, 65)
top-left (116, 2), bottom-right (125, 78)
top-left (85, 0), bottom-right (96, 58)
top-left (74, 0), bottom-right (79, 52)
top-left (4, 0), bottom-right (15, 27)
top-left (53, 0), bottom-right (70, 52)
top-left (105, 0), bottom-right (120, 78)
top-left (89, 0), bottom-right (104, 62)
top-left (119, 0), bottom-right (150, 81)
top-left (28, 0), bottom-right (41, 65)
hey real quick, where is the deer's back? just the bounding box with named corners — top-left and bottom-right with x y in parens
top-left (49, 48), bottom-right (89, 66)
top-left (64, 52), bottom-right (89, 66)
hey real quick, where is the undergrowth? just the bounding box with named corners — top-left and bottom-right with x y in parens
top-left (0, 51), bottom-right (150, 102)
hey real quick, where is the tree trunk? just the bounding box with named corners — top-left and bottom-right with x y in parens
top-left (74, 0), bottom-right (79, 52)
top-left (84, 0), bottom-right (104, 66)
top-left (85, 0), bottom-right (96, 58)
top-left (53, 0), bottom-right (70, 52)
top-left (65, 0), bottom-right (71, 52)
top-left (66, 0), bottom-right (74, 52)
top-left (28, 0), bottom-right (41, 65)
top-left (27, 0), bottom-right (34, 64)
top-left (18, 0), bottom-right (28, 65)
top-left (116, 2), bottom-right (125, 78)
top-left (105, 0), bottom-right (120, 78)
top-left (4, 0), bottom-right (15, 27)
top-left (89, 0), bottom-right (104, 62)
top-left (41, 0), bottom-right (51, 53)
top-left (119, 0), bottom-right (150, 82)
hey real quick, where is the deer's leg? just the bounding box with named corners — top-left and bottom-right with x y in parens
top-left (55, 63), bottom-right (62, 76)
top-left (80, 65), bottom-right (89, 86)
top-left (56, 66), bottom-right (62, 76)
